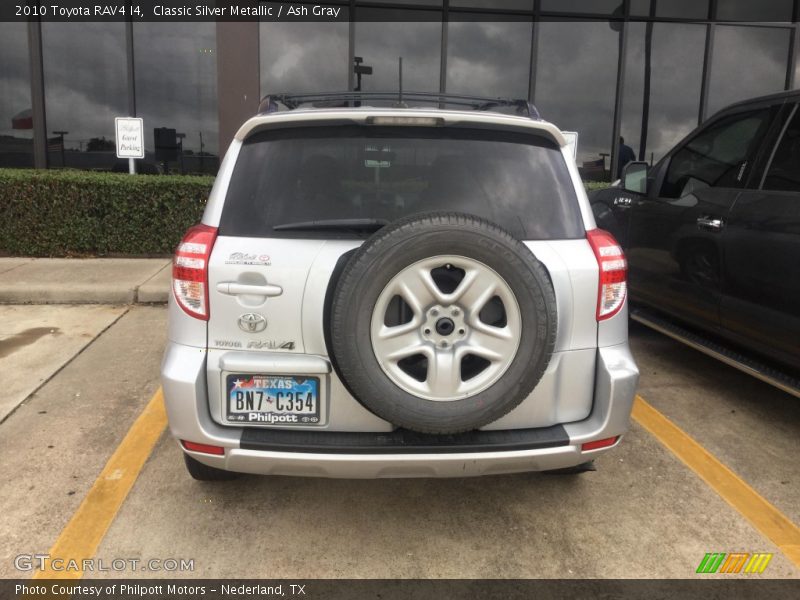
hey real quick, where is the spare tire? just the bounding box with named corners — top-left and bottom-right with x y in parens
top-left (330, 212), bottom-right (557, 434)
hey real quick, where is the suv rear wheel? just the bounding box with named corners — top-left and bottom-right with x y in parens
top-left (330, 212), bottom-right (557, 434)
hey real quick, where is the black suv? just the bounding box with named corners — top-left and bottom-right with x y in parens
top-left (591, 90), bottom-right (800, 393)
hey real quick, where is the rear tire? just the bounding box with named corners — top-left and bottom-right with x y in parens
top-left (330, 212), bottom-right (557, 434)
top-left (183, 453), bottom-right (239, 481)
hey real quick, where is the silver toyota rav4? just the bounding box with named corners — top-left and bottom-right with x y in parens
top-left (161, 92), bottom-right (639, 481)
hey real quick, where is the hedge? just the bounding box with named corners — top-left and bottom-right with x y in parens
top-left (583, 180), bottom-right (610, 193)
top-left (0, 169), bottom-right (214, 256)
top-left (0, 169), bottom-right (611, 257)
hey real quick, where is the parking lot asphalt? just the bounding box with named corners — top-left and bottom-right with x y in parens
top-left (0, 305), bottom-right (798, 579)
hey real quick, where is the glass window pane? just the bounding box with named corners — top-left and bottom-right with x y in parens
top-left (133, 23), bottom-right (218, 175)
top-left (220, 126), bottom-right (583, 241)
top-left (365, 0), bottom-right (442, 5)
top-left (42, 23), bottom-right (127, 170)
top-left (450, 1), bottom-right (533, 9)
top-left (708, 26), bottom-right (790, 115)
top-left (535, 20), bottom-right (620, 179)
top-left (629, 0), bottom-right (650, 15)
top-left (631, 0), bottom-right (710, 19)
top-left (0, 23), bottom-right (33, 168)
top-left (795, 48), bottom-right (799, 90)
top-left (622, 22), bottom-right (706, 164)
top-left (260, 22), bottom-right (349, 94)
top-left (354, 13), bottom-right (441, 92)
top-left (540, 0), bottom-right (623, 15)
top-left (763, 108), bottom-right (800, 192)
top-left (364, 0), bottom-right (442, 6)
top-left (662, 110), bottom-right (771, 197)
top-left (446, 21), bottom-right (532, 98)
top-left (715, 0), bottom-right (794, 22)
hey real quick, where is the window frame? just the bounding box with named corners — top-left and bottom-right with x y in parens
top-left (757, 102), bottom-right (800, 192)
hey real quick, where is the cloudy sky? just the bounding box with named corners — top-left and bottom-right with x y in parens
top-left (2, 22), bottom-right (218, 155)
top-left (2, 15), bottom-right (798, 167)
top-left (0, 23), bottom-right (32, 140)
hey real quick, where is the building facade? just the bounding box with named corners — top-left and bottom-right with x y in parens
top-left (1, 0), bottom-right (798, 179)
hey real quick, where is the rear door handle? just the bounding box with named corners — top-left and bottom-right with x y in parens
top-left (696, 217), bottom-right (725, 232)
top-left (216, 282), bottom-right (283, 297)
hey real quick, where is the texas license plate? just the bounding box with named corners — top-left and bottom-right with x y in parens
top-left (226, 374), bottom-right (321, 425)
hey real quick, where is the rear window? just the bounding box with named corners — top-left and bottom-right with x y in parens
top-left (219, 125), bottom-right (584, 240)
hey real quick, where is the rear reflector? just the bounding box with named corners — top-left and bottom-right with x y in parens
top-left (581, 436), bottom-right (619, 452)
top-left (181, 440), bottom-right (225, 455)
top-left (172, 223), bottom-right (218, 320)
top-left (586, 228), bottom-right (627, 321)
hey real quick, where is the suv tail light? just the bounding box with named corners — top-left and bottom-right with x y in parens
top-left (173, 224), bottom-right (218, 320)
top-left (586, 229), bottom-right (627, 321)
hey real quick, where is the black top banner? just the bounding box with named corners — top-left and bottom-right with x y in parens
top-left (1, 1), bottom-right (797, 22)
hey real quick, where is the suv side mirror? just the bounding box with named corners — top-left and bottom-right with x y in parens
top-left (622, 161), bottom-right (648, 194)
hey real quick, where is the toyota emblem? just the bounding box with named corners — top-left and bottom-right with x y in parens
top-left (238, 313), bottom-right (267, 333)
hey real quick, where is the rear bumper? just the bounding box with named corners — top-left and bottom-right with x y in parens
top-left (161, 342), bottom-right (638, 478)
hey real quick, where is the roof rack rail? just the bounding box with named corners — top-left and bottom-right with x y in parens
top-left (257, 91), bottom-right (541, 120)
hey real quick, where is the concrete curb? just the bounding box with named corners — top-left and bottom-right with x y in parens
top-left (0, 258), bottom-right (171, 305)
top-left (135, 262), bottom-right (172, 304)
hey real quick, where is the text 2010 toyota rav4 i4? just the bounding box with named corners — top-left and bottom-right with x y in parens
top-left (161, 92), bottom-right (639, 480)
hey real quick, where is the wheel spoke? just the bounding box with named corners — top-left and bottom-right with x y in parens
top-left (462, 327), bottom-right (516, 362)
top-left (394, 268), bottom-right (442, 314)
top-left (427, 349), bottom-right (462, 397)
top-left (452, 268), bottom-right (498, 316)
top-left (374, 326), bottom-right (426, 361)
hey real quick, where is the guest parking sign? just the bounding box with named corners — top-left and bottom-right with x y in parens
top-left (115, 117), bottom-right (144, 159)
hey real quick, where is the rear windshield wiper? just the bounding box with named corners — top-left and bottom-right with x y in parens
top-left (273, 218), bottom-right (389, 233)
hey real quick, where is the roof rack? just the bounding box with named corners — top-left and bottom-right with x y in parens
top-left (257, 92), bottom-right (541, 120)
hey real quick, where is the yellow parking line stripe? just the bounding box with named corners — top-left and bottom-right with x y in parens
top-left (632, 395), bottom-right (800, 569)
top-left (33, 388), bottom-right (167, 580)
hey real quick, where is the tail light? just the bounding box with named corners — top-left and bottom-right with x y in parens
top-left (586, 229), bottom-right (627, 321)
top-left (173, 224), bottom-right (218, 320)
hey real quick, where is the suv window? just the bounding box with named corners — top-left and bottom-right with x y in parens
top-left (661, 110), bottom-right (771, 199)
top-left (219, 126), bottom-right (584, 240)
top-left (762, 107), bottom-right (800, 192)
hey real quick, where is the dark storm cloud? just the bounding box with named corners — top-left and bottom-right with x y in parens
top-left (41, 23), bottom-right (128, 146)
top-left (622, 22), bottom-right (707, 161)
top-left (707, 25), bottom-right (791, 115)
top-left (5, 20), bottom-right (795, 164)
top-left (534, 21), bottom-right (620, 163)
top-left (133, 23), bottom-right (218, 154)
top-left (446, 22), bottom-right (531, 98)
top-left (261, 22), bottom-right (350, 93)
top-left (716, 0), bottom-right (794, 22)
top-left (355, 20), bottom-right (442, 91)
top-left (0, 23), bottom-right (33, 137)
top-left (39, 23), bottom-right (219, 154)
top-left (623, 21), bottom-right (791, 162)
